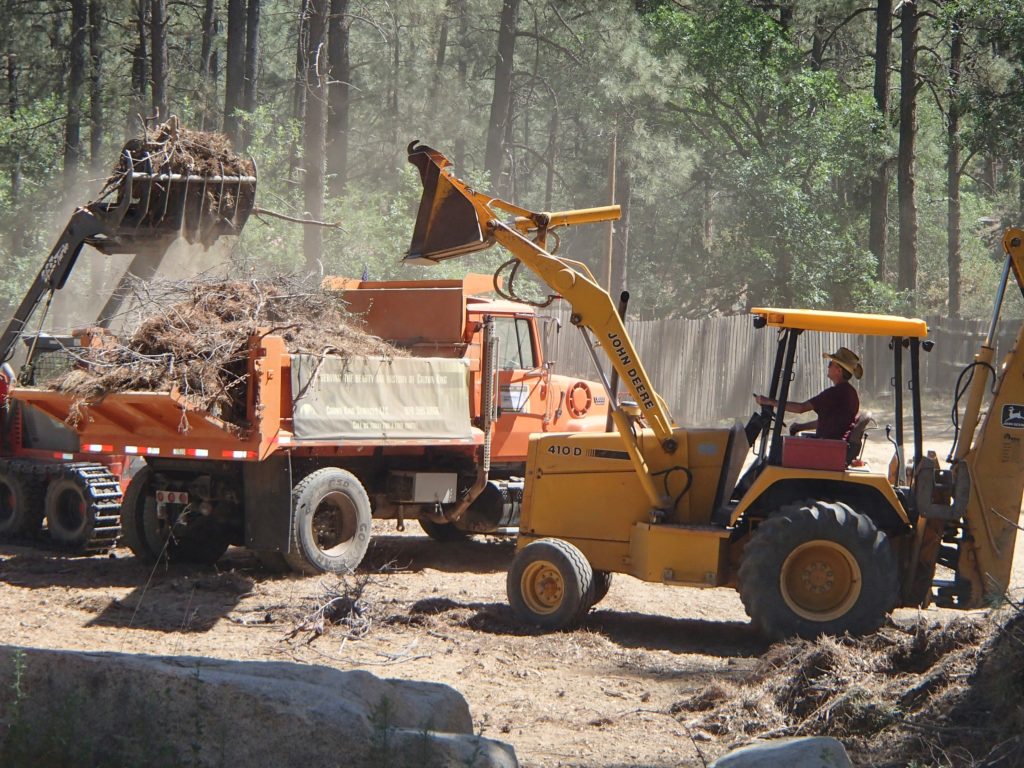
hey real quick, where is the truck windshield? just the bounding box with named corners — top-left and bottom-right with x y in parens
top-left (493, 317), bottom-right (537, 370)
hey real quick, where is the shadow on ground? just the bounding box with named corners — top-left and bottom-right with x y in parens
top-left (361, 533), bottom-right (516, 575)
top-left (397, 593), bottom-right (769, 658)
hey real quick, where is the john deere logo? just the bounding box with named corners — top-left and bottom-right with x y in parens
top-left (1001, 404), bottom-right (1024, 429)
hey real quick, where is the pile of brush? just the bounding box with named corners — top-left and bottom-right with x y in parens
top-left (50, 277), bottom-right (403, 428)
top-left (674, 608), bottom-right (1024, 766)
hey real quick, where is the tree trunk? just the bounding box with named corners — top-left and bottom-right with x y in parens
top-left (484, 0), bottom-right (519, 186)
top-left (869, 0), bottom-right (892, 279)
top-left (7, 54), bottom-right (22, 259)
top-left (150, 0), bottom-right (168, 119)
top-left (302, 0), bottom-right (329, 272)
top-left (326, 0), bottom-right (351, 196)
top-left (427, 3), bottom-right (449, 123)
top-left (387, 15), bottom-right (399, 154)
top-left (241, 0), bottom-right (260, 146)
top-left (454, 0), bottom-right (468, 169)
top-left (64, 0), bottom-right (88, 192)
top-left (612, 148), bottom-right (632, 298)
top-left (223, 0), bottom-right (246, 146)
top-left (810, 14), bottom-right (826, 69)
top-left (288, 0), bottom-right (309, 181)
top-left (130, 0), bottom-right (148, 135)
top-left (200, 0), bottom-right (217, 129)
top-left (897, 0), bottom-right (918, 295)
top-left (88, 0), bottom-right (103, 172)
top-left (946, 13), bottom-right (962, 318)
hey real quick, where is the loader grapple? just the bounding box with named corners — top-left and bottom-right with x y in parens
top-left (91, 141), bottom-right (257, 254)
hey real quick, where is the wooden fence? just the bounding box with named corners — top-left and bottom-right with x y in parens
top-left (540, 308), bottom-right (1018, 426)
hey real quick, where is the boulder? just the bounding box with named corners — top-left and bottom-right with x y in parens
top-left (0, 645), bottom-right (517, 767)
top-left (710, 736), bottom-right (852, 768)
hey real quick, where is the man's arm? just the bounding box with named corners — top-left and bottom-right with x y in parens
top-left (754, 394), bottom-right (813, 414)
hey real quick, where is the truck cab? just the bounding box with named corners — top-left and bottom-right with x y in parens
top-left (325, 274), bottom-right (610, 467)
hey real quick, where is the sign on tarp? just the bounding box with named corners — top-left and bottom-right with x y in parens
top-left (290, 355), bottom-right (472, 441)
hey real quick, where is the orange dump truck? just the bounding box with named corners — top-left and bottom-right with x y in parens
top-left (10, 275), bottom-right (608, 573)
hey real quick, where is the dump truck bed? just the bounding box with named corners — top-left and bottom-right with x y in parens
top-left (11, 334), bottom-right (481, 462)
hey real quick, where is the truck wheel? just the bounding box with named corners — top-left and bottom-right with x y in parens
top-left (0, 466), bottom-right (42, 539)
top-left (507, 538), bottom-right (594, 630)
top-left (120, 467), bottom-right (159, 561)
top-left (285, 467), bottom-right (372, 575)
top-left (121, 467), bottom-right (230, 565)
top-left (418, 517), bottom-right (470, 542)
top-left (738, 500), bottom-right (897, 640)
top-left (44, 477), bottom-right (95, 550)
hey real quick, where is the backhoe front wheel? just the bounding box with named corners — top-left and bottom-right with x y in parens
top-left (285, 468), bottom-right (372, 575)
top-left (738, 500), bottom-right (898, 640)
top-left (507, 538), bottom-right (594, 630)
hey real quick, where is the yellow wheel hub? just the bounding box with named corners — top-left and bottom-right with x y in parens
top-left (521, 560), bottom-right (565, 615)
top-left (780, 540), bottom-right (861, 622)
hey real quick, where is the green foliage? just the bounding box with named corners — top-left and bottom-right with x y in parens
top-left (0, 0), bottom-right (1019, 321)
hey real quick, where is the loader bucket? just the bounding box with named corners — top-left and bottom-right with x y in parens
top-left (404, 141), bottom-right (489, 264)
top-left (86, 139), bottom-right (257, 255)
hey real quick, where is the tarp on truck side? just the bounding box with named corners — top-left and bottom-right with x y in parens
top-left (290, 355), bottom-right (473, 441)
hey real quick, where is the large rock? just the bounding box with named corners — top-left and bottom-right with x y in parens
top-left (710, 736), bottom-right (852, 768)
top-left (0, 645), bottom-right (516, 767)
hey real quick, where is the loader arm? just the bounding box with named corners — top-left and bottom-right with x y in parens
top-left (403, 142), bottom-right (678, 512)
top-left (0, 135), bottom-right (256, 378)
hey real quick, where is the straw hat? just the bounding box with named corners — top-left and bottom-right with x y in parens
top-left (823, 347), bottom-right (863, 379)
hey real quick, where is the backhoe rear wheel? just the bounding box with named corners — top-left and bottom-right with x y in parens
top-left (738, 500), bottom-right (897, 640)
top-left (507, 538), bottom-right (594, 630)
top-left (284, 467), bottom-right (372, 575)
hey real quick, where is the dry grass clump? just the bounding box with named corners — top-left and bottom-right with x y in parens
top-left (49, 277), bottom-right (404, 427)
top-left (675, 612), bottom-right (1024, 766)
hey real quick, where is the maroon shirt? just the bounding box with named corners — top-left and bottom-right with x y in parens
top-left (809, 381), bottom-right (859, 440)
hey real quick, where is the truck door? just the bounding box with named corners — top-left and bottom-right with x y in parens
top-left (489, 315), bottom-right (546, 462)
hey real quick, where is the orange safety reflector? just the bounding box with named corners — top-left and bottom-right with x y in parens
top-left (84, 444), bottom-right (113, 453)
top-left (221, 450), bottom-right (256, 459)
top-left (53, 452), bottom-right (74, 460)
top-left (125, 445), bottom-right (161, 456)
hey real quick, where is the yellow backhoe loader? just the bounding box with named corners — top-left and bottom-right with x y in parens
top-left (403, 141), bottom-right (1024, 639)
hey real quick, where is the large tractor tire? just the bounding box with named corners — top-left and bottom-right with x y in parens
top-left (43, 464), bottom-right (122, 552)
top-left (591, 571), bottom-right (614, 607)
top-left (0, 462), bottom-right (43, 540)
top-left (120, 466), bottom-right (230, 565)
top-left (738, 500), bottom-right (898, 640)
top-left (507, 538), bottom-right (595, 630)
top-left (284, 467), bottom-right (372, 575)
top-left (418, 516), bottom-right (471, 542)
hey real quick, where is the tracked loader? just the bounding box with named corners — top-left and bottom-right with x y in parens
top-left (0, 124), bottom-right (256, 552)
top-left (403, 141), bottom-right (1024, 639)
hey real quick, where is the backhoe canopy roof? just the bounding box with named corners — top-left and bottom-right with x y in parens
top-left (751, 307), bottom-right (928, 338)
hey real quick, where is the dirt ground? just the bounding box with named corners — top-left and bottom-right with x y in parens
top-left (0, 427), bottom-right (1020, 767)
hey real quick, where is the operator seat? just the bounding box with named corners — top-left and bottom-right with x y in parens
top-left (846, 411), bottom-right (874, 466)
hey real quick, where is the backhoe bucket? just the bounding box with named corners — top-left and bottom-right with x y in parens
top-left (404, 141), bottom-right (489, 264)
